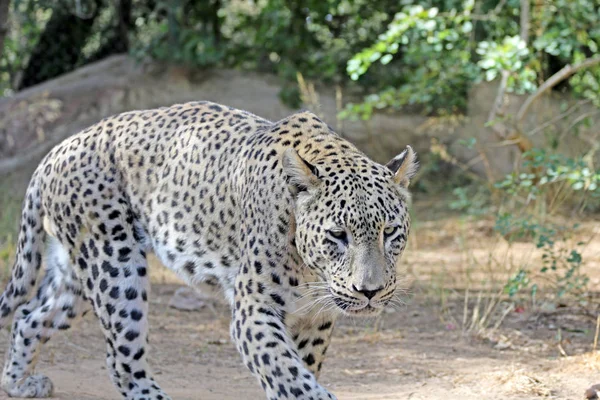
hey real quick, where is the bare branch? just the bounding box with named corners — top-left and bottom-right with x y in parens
top-left (487, 69), bottom-right (511, 139)
top-left (0, 0), bottom-right (10, 60)
top-left (527, 99), bottom-right (591, 136)
top-left (517, 56), bottom-right (600, 127)
top-left (439, 0), bottom-right (507, 21)
top-left (520, 0), bottom-right (529, 43)
top-left (469, 0), bottom-right (508, 21)
top-left (486, 70), bottom-right (535, 154)
top-left (559, 109), bottom-right (600, 141)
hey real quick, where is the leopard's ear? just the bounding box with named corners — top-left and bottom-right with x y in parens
top-left (386, 145), bottom-right (418, 188)
top-left (282, 148), bottom-right (321, 195)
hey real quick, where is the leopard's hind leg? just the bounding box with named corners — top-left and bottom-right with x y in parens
top-left (74, 200), bottom-right (170, 400)
top-left (1, 238), bottom-right (87, 398)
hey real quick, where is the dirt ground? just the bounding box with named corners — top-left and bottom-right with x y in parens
top-left (0, 282), bottom-right (598, 400)
top-left (0, 211), bottom-right (599, 400)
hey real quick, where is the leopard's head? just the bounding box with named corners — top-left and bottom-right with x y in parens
top-left (283, 143), bottom-right (418, 316)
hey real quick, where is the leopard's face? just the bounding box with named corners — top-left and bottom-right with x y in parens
top-left (295, 188), bottom-right (410, 316)
top-left (283, 146), bottom-right (418, 317)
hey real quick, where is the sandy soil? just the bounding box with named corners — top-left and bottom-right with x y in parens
top-left (0, 214), bottom-right (599, 400)
top-left (0, 280), bottom-right (598, 400)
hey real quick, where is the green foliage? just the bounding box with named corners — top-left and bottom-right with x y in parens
top-left (448, 185), bottom-right (491, 216)
top-left (450, 145), bottom-right (596, 301)
top-left (0, 176), bottom-right (24, 280)
top-left (532, 0), bottom-right (600, 106)
top-left (4, 0), bottom-right (600, 113)
top-left (223, 0), bottom-right (400, 105)
top-left (492, 151), bottom-right (595, 299)
top-left (147, 26), bottom-right (224, 67)
top-left (504, 269), bottom-right (530, 298)
top-left (126, 0), bottom-right (407, 106)
top-left (477, 35), bottom-right (536, 94)
top-left (0, 0), bottom-right (53, 95)
top-left (131, 0), bottom-right (226, 68)
top-left (344, 0), bottom-right (600, 117)
top-left (498, 215), bottom-right (588, 300)
top-left (495, 149), bottom-right (600, 208)
top-left (2, 0), bottom-right (146, 92)
top-left (344, 2), bottom-right (479, 116)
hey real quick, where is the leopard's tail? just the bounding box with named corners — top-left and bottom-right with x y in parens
top-left (0, 170), bottom-right (46, 329)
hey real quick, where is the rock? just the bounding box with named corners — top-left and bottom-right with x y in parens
top-left (493, 337), bottom-right (512, 350)
top-left (0, 55), bottom-right (431, 177)
top-left (168, 287), bottom-right (207, 312)
top-left (585, 384), bottom-right (600, 399)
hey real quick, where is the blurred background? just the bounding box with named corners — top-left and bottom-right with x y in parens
top-left (0, 1), bottom-right (600, 399)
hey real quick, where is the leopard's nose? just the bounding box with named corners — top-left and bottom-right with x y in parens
top-left (352, 284), bottom-right (384, 300)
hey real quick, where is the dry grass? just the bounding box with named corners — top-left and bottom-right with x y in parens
top-left (492, 367), bottom-right (553, 397)
top-left (405, 207), bottom-right (600, 344)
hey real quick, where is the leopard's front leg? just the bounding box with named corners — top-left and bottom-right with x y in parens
top-left (290, 316), bottom-right (335, 379)
top-left (231, 272), bottom-right (337, 400)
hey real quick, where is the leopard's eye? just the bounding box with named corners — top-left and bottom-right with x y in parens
top-left (327, 229), bottom-right (349, 245)
top-left (384, 226), bottom-right (399, 238)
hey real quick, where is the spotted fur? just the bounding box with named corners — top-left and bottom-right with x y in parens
top-left (0, 101), bottom-right (417, 399)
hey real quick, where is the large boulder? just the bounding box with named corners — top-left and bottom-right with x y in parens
top-left (0, 55), bottom-right (431, 176)
top-left (1, 54), bottom-right (596, 181)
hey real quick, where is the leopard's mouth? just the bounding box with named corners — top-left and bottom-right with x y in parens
top-left (344, 304), bottom-right (382, 316)
top-left (332, 296), bottom-right (385, 317)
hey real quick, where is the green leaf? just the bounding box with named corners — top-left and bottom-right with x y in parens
top-left (380, 54), bottom-right (393, 65)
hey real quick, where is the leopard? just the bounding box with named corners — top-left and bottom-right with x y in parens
top-left (0, 101), bottom-right (418, 399)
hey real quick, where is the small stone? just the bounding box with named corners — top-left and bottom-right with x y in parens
top-left (494, 339), bottom-right (511, 350)
top-left (168, 287), bottom-right (206, 311)
top-left (585, 384), bottom-right (600, 399)
top-left (208, 339), bottom-right (228, 345)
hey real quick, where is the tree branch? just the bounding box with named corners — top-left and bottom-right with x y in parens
top-left (559, 109), bottom-right (600, 141)
top-left (527, 99), bottom-right (591, 136)
top-left (487, 69), bottom-right (510, 139)
top-left (516, 55), bottom-right (600, 127)
top-left (520, 0), bottom-right (529, 44)
top-left (440, 0), bottom-right (508, 21)
top-left (0, 0), bottom-right (10, 60)
top-left (486, 69), bottom-right (534, 154)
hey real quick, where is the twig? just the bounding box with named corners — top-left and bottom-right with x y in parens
top-left (593, 314), bottom-right (600, 351)
top-left (72, 0), bottom-right (98, 19)
top-left (441, 0), bottom-right (507, 21)
top-left (559, 109), bottom-right (600, 141)
top-left (462, 288), bottom-right (469, 331)
top-left (582, 133), bottom-right (600, 171)
top-left (297, 72), bottom-right (322, 118)
top-left (335, 85), bottom-right (343, 135)
top-left (486, 138), bottom-right (522, 147)
top-left (62, 339), bottom-right (94, 355)
top-left (557, 342), bottom-right (568, 357)
top-left (429, 139), bottom-right (486, 183)
top-left (491, 302), bottom-right (515, 332)
top-left (517, 56), bottom-right (600, 127)
top-left (556, 328), bottom-right (569, 357)
top-left (520, 0), bottom-right (530, 44)
top-left (526, 99), bottom-right (591, 136)
top-left (479, 287), bottom-right (505, 331)
top-left (547, 179), bottom-right (569, 215)
top-left (487, 70), bottom-right (511, 140)
top-left (475, 143), bottom-right (496, 185)
top-left (468, 291), bottom-right (483, 332)
top-left (463, 153), bottom-right (484, 169)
